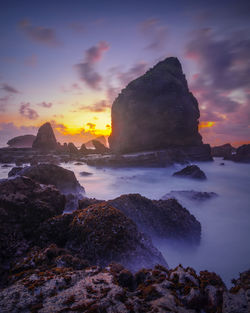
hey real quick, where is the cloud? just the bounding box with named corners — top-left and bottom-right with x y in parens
top-left (140, 18), bottom-right (168, 51)
top-left (86, 122), bottom-right (96, 130)
top-left (19, 103), bottom-right (39, 120)
top-left (76, 41), bottom-right (110, 90)
top-left (37, 101), bottom-right (53, 108)
top-left (0, 122), bottom-right (37, 145)
top-left (0, 96), bottom-right (10, 112)
top-left (19, 19), bottom-right (60, 46)
top-left (1, 83), bottom-right (20, 93)
top-left (185, 28), bottom-right (250, 145)
top-left (78, 100), bottom-right (110, 113)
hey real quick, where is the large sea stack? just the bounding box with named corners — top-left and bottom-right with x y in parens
top-left (109, 57), bottom-right (204, 153)
top-left (32, 122), bottom-right (58, 150)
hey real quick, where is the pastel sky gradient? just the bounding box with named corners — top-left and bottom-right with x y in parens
top-left (0, 0), bottom-right (250, 146)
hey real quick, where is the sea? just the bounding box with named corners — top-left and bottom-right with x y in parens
top-left (0, 155), bottom-right (250, 286)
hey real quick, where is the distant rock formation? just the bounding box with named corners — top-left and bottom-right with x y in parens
top-left (32, 122), bottom-right (57, 150)
top-left (211, 143), bottom-right (236, 158)
top-left (109, 57), bottom-right (203, 153)
top-left (225, 144), bottom-right (250, 163)
top-left (7, 135), bottom-right (35, 148)
top-left (92, 140), bottom-right (109, 154)
top-left (173, 165), bottom-right (207, 180)
top-left (161, 190), bottom-right (218, 201)
top-left (84, 135), bottom-right (107, 148)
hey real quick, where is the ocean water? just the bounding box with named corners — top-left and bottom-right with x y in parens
top-left (1, 157), bottom-right (250, 285)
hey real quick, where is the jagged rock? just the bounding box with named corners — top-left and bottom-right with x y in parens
top-left (7, 135), bottom-right (36, 148)
top-left (107, 194), bottom-right (201, 243)
top-left (66, 203), bottom-right (167, 270)
top-left (173, 165), bottom-right (207, 180)
top-left (211, 143), bottom-right (236, 158)
top-left (161, 190), bottom-right (218, 201)
top-left (84, 135), bottom-right (107, 148)
top-left (32, 122), bottom-right (58, 151)
top-left (68, 142), bottom-right (78, 154)
top-left (79, 143), bottom-right (88, 154)
top-left (109, 57), bottom-right (203, 153)
top-left (92, 140), bottom-right (109, 154)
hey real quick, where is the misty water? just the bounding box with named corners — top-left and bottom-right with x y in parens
top-left (1, 157), bottom-right (250, 286)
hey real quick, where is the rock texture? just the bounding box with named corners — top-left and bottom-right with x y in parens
top-left (225, 144), bottom-right (250, 163)
top-left (109, 57), bottom-right (203, 153)
top-left (1, 262), bottom-right (249, 313)
top-left (7, 135), bottom-right (36, 148)
top-left (106, 194), bottom-right (201, 244)
top-left (32, 122), bottom-right (58, 150)
top-left (173, 165), bottom-right (207, 180)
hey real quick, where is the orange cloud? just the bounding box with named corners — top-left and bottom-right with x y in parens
top-left (199, 121), bottom-right (215, 129)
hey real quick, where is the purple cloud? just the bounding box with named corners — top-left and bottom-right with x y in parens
top-left (78, 100), bottom-right (110, 113)
top-left (76, 41), bottom-right (110, 90)
top-left (19, 103), bottom-right (39, 120)
top-left (37, 102), bottom-right (53, 108)
top-left (19, 20), bottom-right (60, 46)
top-left (1, 83), bottom-right (20, 93)
top-left (140, 18), bottom-right (168, 51)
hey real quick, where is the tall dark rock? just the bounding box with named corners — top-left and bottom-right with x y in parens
top-left (109, 57), bottom-right (203, 153)
top-left (32, 122), bottom-right (57, 150)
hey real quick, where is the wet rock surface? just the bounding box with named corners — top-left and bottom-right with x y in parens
top-left (225, 144), bottom-right (250, 163)
top-left (107, 193), bottom-right (201, 244)
top-left (211, 143), bottom-right (236, 158)
top-left (0, 262), bottom-right (249, 313)
top-left (173, 165), bottom-right (207, 180)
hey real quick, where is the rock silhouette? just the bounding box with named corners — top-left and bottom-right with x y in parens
top-left (109, 57), bottom-right (203, 153)
top-left (32, 122), bottom-right (58, 150)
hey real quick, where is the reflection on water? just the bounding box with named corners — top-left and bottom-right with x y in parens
top-left (1, 157), bottom-right (250, 285)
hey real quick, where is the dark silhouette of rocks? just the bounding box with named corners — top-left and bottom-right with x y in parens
top-left (225, 144), bottom-right (250, 163)
top-left (211, 143), bottom-right (236, 158)
top-left (79, 143), bottom-right (88, 154)
top-left (107, 193), bottom-right (201, 244)
top-left (109, 57), bottom-right (203, 153)
top-left (84, 135), bottom-right (107, 148)
top-left (92, 139), bottom-right (109, 153)
top-left (68, 142), bottom-right (79, 154)
top-left (173, 165), bottom-right (207, 180)
top-left (7, 135), bottom-right (36, 148)
top-left (32, 122), bottom-right (58, 150)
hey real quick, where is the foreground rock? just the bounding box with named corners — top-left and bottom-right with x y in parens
top-left (8, 164), bottom-right (85, 210)
top-left (104, 194), bottom-right (201, 244)
top-left (0, 176), bottom-right (65, 283)
top-left (109, 57), bottom-right (206, 154)
top-left (66, 203), bottom-right (167, 270)
top-left (211, 143), bottom-right (236, 158)
top-left (162, 190), bottom-right (218, 202)
top-left (1, 262), bottom-right (249, 313)
top-left (173, 165), bottom-right (207, 180)
top-left (7, 135), bottom-right (36, 148)
top-left (32, 122), bottom-right (58, 151)
top-left (225, 144), bottom-right (250, 163)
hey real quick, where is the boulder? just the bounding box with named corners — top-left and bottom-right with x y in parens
top-left (79, 143), bottom-right (88, 154)
top-left (7, 135), bottom-right (36, 148)
top-left (107, 193), bottom-right (201, 244)
top-left (211, 143), bottom-right (236, 158)
top-left (8, 163), bottom-right (85, 210)
top-left (8, 163), bottom-right (84, 195)
top-left (32, 122), bottom-right (58, 150)
top-left (173, 165), bottom-right (207, 180)
top-left (67, 203), bottom-right (167, 270)
top-left (109, 57), bottom-right (203, 153)
top-left (161, 190), bottom-right (218, 201)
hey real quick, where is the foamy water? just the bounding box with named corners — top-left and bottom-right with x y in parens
top-left (1, 157), bottom-right (250, 285)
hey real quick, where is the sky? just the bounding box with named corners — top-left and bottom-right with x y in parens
top-left (0, 0), bottom-right (250, 147)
